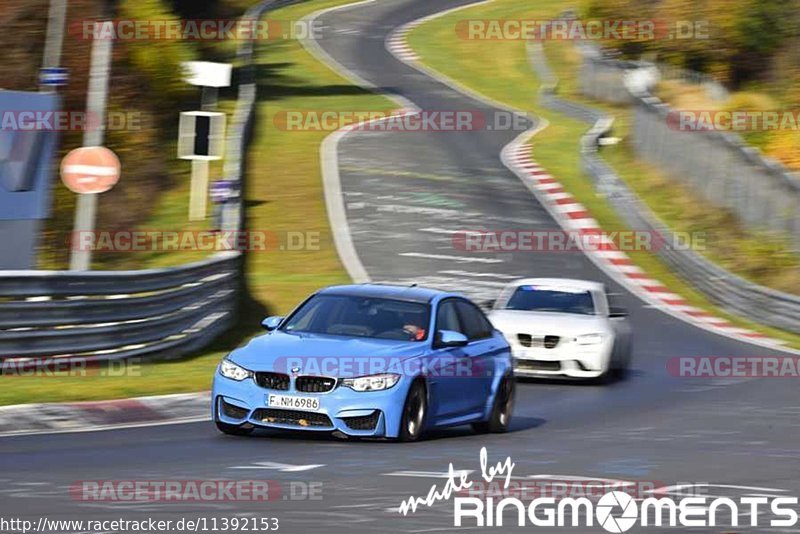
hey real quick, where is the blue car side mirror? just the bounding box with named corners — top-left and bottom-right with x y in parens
top-left (437, 330), bottom-right (468, 348)
top-left (261, 316), bottom-right (284, 331)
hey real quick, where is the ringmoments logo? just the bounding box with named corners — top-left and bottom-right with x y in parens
top-left (596, 491), bottom-right (637, 533)
top-left (397, 448), bottom-right (800, 531)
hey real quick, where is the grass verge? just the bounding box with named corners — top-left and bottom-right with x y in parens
top-left (406, 0), bottom-right (800, 349)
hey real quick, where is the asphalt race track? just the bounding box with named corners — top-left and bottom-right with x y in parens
top-left (2, 1), bottom-right (800, 532)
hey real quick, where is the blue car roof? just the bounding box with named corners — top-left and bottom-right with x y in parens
top-left (318, 284), bottom-right (449, 304)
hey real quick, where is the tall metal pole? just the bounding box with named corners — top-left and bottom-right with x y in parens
top-left (69, 24), bottom-right (113, 271)
top-left (40, 0), bottom-right (68, 93)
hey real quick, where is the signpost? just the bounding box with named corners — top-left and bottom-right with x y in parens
top-left (40, 0), bottom-right (68, 93)
top-left (69, 22), bottom-right (113, 271)
top-left (180, 62), bottom-right (231, 221)
top-left (210, 179), bottom-right (238, 231)
top-left (60, 146), bottom-right (120, 194)
top-left (39, 67), bottom-right (69, 87)
top-left (0, 91), bottom-right (60, 269)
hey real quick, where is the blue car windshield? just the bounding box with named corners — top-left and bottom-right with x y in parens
top-left (505, 286), bottom-right (596, 315)
top-left (282, 294), bottom-right (431, 341)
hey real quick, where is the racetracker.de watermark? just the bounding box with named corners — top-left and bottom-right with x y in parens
top-left (668, 110), bottom-right (800, 131)
top-left (68, 480), bottom-right (290, 502)
top-left (457, 479), bottom-right (670, 500)
top-left (69, 19), bottom-right (321, 40)
top-left (0, 359), bottom-right (141, 377)
top-left (452, 230), bottom-right (706, 253)
top-left (273, 110), bottom-right (530, 132)
top-left (69, 231), bottom-right (321, 252)
top-left (274, 356), bottom-right (491, 378)
top-left (0, 111), bottom-right (141, 132)
top-left (455, 19), bottom-right (709, 40)
top-left (667, 356), bottom-right (800, 378)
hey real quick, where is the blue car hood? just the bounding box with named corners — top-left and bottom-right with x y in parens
top-left (229, 330), bottom-right (427, 377)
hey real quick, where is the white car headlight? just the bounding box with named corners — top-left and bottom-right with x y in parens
top-left (342, 373), bottom-right (401, 392)
top-left (576, 333), bottom-right (604, 345)
top-left (219, 358), bottom-right (252, 381)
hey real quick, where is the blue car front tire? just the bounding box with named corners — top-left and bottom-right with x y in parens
top-left (472, 374), bottom-right (515, 434)
top-left (398, 380), bottom-right (427, 442)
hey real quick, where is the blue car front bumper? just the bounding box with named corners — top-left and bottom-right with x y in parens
top-left (212, 373), bottom-right (412, 438)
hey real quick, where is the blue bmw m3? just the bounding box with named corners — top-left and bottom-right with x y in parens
top-left (212, 284), bottom-right (515, 441)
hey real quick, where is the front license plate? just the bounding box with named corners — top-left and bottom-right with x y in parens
top-left (517, 349), bottom-right (540, 360)
top-left (267, 394), bottom-right (320, 411)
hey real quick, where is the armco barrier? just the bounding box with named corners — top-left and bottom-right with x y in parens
top-left (0, 252), bottom-right (240, 361)
top-left (0, 0), bottom-right (293, 364)
top-left (577, 43), bottom-right (800, 249)
top-left (528, 41), bottom-right (800, 335)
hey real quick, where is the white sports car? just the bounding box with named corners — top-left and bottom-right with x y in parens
top-left (488, 278), bottom-right (632, 380)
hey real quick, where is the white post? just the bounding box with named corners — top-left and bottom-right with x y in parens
top-left (69, 24), bottom-right (113, 271)
top-left (40, 0), bottom-right (68, 93)
top-left (189, 160), bottom-right (210, 221)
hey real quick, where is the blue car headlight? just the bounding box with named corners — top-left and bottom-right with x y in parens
top-left (219, 358), bottom-right (252, 381)
top-left (341, 373), bottom-right (401, 392)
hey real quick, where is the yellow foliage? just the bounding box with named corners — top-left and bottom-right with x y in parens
top-left (765, 130), bottom-right (800, 171)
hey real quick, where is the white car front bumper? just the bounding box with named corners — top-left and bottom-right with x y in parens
top-left (510, 341), bottom-right (613, 379)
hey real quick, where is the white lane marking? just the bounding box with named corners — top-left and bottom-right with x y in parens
top-left (229, 461), bottom-right (325, 472)
top-left (654, 483), bottom-right (788, 497)
top-left (399, 252), bottom-right (503, 264)
top-left (0, 416), bottom-right (209, 438)
top-left (439, 270), bottom-right (519, 280)
top-left (383, 470), bottom-right (474, 479)
top-left (418, 227), bottom-right (481, 235)
top-left (375, 203), bottom-right (473, 217)
top-left (527, 474), bottom-right (632, 483)
top-left (406, 276), bottom-right (508, 289)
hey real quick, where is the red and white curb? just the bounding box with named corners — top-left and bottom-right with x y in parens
top-left (0, 392), bottom-right (210, 437)
top-left (505, 141), bottom-right (788, 349)
top-left (386, 6), bottom-right (794, 352)
top-left (385, 20), bottom-right (421, 62)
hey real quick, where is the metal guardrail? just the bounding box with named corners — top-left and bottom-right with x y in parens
top-left (528, 41), bottom-right (800, 336)
top-left (0, 0), bottom-right (288, 363)
top-left (0, 252), bottom-right (240, 361)
top-left (575, 44), bottom-right (800, 248)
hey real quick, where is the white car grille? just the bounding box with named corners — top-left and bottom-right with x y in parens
top-left (517, 333), bottom-right (561, 349)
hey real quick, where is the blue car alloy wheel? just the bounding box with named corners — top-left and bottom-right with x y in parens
top-left (211, 283), bottom-right (514, 441)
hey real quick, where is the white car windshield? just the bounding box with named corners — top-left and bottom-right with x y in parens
top-left (505, 285), bottom-right (595, 315)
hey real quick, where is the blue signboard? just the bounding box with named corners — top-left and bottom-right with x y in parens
top-left (39, 67), bottom-right (69, 86)
top-left (0, 91), bottom-right (61, 268)
top-left (210, 180), bottom-right (238, 203)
